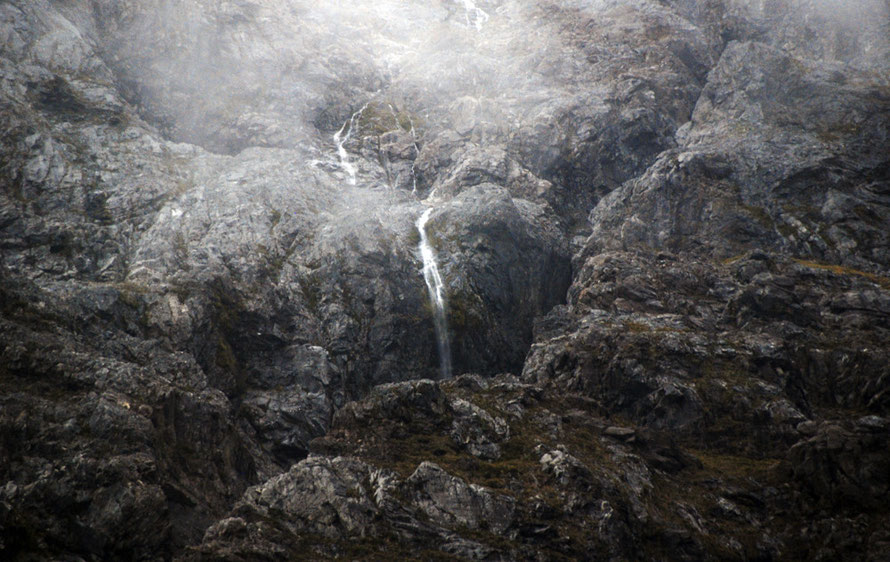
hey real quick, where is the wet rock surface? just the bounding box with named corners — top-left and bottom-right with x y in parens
top-left (2, 0), bottom-right (889, 559)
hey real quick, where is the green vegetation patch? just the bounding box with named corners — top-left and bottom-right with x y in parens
top-left (356, 101), bottom-right (418, 136)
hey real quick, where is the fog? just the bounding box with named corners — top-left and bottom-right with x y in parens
top-left (94, 0), bottom-right (888, 154)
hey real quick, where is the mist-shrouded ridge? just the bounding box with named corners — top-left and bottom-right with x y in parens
top-left (83, 0), bottom-right (889, 155)
top-left (416, 207), bottom-right (452, 379)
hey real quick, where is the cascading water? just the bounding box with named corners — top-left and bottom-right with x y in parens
top-left (416, 207), bottom-right (452, 379)
top-left (332, 94), bottom-right (469, 379)
top-left (335, 108), bottom-right (452, 377)
top-left (333, 103), bottom-right (368, 185)
top-left (459, 0), bottom-right (489, 31)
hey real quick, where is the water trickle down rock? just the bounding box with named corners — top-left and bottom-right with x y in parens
top-left (333, 103), bottom-right (369, 185)
top-left (459, 0), bottom-right (489, 31)
top-left (417, 207), bottom-right (453, 379)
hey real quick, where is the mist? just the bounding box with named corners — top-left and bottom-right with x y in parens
top-left (86, 0), bottom-right (886, 164)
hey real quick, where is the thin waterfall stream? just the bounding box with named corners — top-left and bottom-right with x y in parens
top-left (333, 103), bottom-right (369, 185)
top-left (416, 207), bottom-right (453, 379)
top-left (460, 0), bottom-right (489, 30)
top-left (330, 0), bottom-right (493, 377)
top-left (332, 101), bottom-right (454, 378)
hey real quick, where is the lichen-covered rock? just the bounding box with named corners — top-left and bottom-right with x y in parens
top-left (790, 419), bottom-right (890, 509)
top-left (590, 40), bottom-right (890, 268)
top-left (333, 379), bottom-right (452, 427)
top-left (407, 461), bottom-right (515, 533)
top-left (450, 397), bottom-right (511, 459)
top-left (187, 455), bottom-right (515, 560)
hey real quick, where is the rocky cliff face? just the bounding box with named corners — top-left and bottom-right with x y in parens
top-left (1, 0), bottom-right (888, 560)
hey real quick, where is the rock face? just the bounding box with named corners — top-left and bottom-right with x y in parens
top-left (590, 39), bottom-right (890, 266)
top-left (2, 0), bottom-right (889, 560)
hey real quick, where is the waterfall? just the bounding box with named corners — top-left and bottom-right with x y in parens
top-left (459, 0), bottom-right (489, 31)
top-left (334, 102), bottom-right (451, 377)
top-left (333, 103), bottom-right (368, 185)
top-left (416, 207), bottom-right (452, 379)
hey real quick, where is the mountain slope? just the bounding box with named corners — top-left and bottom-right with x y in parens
top-left (1, 0), bottom-right (888, 559)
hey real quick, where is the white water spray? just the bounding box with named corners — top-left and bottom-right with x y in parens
top-left (416, 207), bottom-right (452, 379)
top-left (333, 103), bottom-right (368, 185)
top-left (459, 0), bottom-right (489, 31)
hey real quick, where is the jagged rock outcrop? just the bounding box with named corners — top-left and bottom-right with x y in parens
top-left (590, 40), bottom-right (890, 266)
top-left (516, 2), bottom-right (890, 558)
top-left (2, 0), bottom-right (889, 559)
